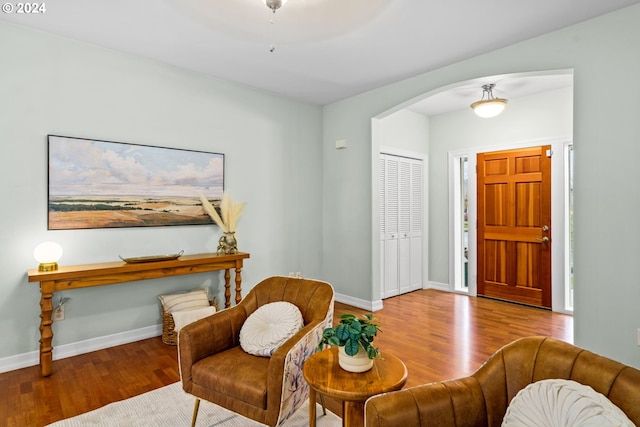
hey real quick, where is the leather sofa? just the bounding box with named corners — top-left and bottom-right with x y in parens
top-left (364, 336), bottom-right (640, 426)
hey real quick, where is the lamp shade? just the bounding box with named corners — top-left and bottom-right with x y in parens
top-left (471, 99), bottom-right (508, 118)
top-left (34, 241), bottom-right (63, 271)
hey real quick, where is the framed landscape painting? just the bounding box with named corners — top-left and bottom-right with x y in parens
top-left (47, 135), bottom-right (224, 230)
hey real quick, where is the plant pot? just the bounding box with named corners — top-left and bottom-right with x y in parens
top-left (338, 346), bottom-right (374, 373)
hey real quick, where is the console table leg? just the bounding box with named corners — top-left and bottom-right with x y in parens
top-left (224, 269), bottom-right (231, 308)
top-left (39, 282), bottom-right (55, 377)
top-left (234, 266), bottom-right (242, 306)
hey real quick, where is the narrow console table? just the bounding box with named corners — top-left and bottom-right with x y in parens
top-left (27, 252), bottom-right (250, 377)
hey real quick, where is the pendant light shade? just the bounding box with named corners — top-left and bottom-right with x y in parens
top-left (471, 84), bottom-right (508, 118)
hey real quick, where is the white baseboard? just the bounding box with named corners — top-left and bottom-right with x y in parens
top-left (0, 324), bottom-right (162, 374)
top-left (335, 285), bottom-right (459, 311)
top-left (426, 281), bottom-right (450, 291)
top-left (335, 292), bottom-right (384, 312)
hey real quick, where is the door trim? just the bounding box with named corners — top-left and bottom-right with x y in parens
top-left (448, 137), bottom-right (573, 314)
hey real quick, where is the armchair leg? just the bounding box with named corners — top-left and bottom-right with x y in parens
top-left (191, 398), bottom-right (201, 427)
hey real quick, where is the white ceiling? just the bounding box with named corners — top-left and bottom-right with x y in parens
top-left (1, 0), bottom-right (638, 108)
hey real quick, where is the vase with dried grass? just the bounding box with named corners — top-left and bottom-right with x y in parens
top-left (199, 193), bottom-right (245, 254)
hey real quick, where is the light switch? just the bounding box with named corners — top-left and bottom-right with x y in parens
top-left (336, 139), bottom-right (347, 149)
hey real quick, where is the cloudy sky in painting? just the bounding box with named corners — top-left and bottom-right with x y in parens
top-left (48, 136), bottom-right (224, 198)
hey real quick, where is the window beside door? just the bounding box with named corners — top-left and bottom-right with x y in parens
top-left (451, 153), bottom-right (470, 294)
top-left (565, 143), bottom-right (574, 311)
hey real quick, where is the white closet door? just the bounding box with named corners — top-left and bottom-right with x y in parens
top-left (379, 156), bottom-right (386, 298)
top-left (398, 159), bottom-right (412, 294)
top-left (380, 153), bottom-right (424, 299)
top-left (410, 159), bottom-right (423, 290)
top-left (383, 155), bottom-right (399, 298)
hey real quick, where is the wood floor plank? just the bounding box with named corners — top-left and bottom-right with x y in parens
top-left (0, 289), bottom-right (572, 426)
top-left (333, 290), bottom-right (572, 388)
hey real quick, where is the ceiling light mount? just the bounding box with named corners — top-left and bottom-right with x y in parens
top-left (471, 83), bottom-right (508, 118)
top-left (264, 0), bottom-right (287, 13)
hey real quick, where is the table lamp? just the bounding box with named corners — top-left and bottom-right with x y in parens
top-left (34, 241), bottom-right (63, 272)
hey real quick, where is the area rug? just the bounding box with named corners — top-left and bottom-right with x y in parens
top-left (46, 382), bottom-right (341, 426)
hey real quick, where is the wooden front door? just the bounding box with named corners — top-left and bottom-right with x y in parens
top-left (477, 146), bottom-right (551, 308)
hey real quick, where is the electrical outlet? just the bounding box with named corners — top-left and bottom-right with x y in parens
top-left (637, 328), bottom-right (640, 346)
top-left (295, 272), bottom-right (302, 278)
top-left (289, 272), bottom-right (295, 277)
top-left (53, 306), bottom-right (65, 321)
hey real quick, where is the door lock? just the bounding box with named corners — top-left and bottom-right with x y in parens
top-left (542, 225), bottom-right (549, 231)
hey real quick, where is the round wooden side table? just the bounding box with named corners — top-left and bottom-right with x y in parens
top-left (303, 347), bottom-right (408, 427)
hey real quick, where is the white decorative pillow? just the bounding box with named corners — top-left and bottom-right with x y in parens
top-left (239, 301), bottom-right (304, 357)
top-left (172, 306), bottom-right (217, 332)
top-left (158, 289), bottom-right (209, 313)
top-left (502, 379), bottom-right (634, 427)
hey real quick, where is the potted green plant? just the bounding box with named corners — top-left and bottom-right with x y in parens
top-left (319, 313), bottom-right (382, 372)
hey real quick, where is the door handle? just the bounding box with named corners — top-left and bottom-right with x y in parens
top-left (536, 237), bottom-right (549, 243)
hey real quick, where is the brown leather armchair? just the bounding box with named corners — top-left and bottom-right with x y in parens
top-left (178, 276), bottom-right (334, 427)
top-left (365, 336), bottom-right (640, 426)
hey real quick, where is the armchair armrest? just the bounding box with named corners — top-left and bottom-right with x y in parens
top-left (365, 377), bottom-right (487, 427)
top-left (269, 319), bottom-right (327, 424)
top-left (178, 306), bottom-right (247, 386)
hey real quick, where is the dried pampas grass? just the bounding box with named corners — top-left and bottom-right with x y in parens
top-left (199, 193), bottom-right (245, 233)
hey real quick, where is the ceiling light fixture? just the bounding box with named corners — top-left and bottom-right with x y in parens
top-left (471, 84), bottom-right (508, 118)
top-left (263, 0), bottom-right (288, 52)
top-left (263, 0), bottom-right (288, 12)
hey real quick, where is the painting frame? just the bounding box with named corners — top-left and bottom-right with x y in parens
top-left (47, 135), bottom-right (224, 230)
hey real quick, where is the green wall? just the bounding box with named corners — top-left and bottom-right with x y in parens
top-left (0, 21), bottom-right (323, 363)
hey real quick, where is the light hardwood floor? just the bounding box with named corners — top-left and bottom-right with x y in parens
top-left (0, 289), bottom-right (573, 426)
